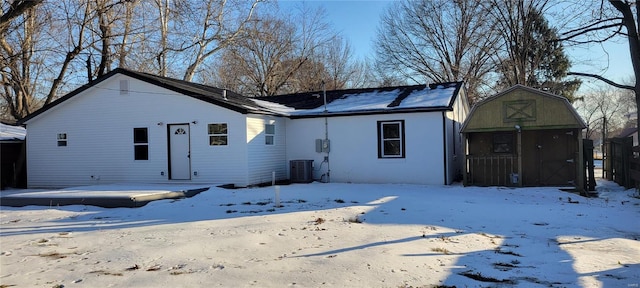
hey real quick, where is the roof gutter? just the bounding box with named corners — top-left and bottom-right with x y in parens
top-left (289, 106), bottom-right (452, 119)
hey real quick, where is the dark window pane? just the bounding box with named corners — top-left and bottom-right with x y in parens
top-left (494, 143), bottom-right (511, 153)
top-left (493, 133), bottom-right (513, 153)
top-left (209, 136), bottom-right (228, 146)
top-left (265, 124), bottom-right (275, 134)
top-left (134, 128), bottom-right (148, 143)
top-left (383, 124), bottom-right (400, 138)
top-left (208, 123), bottom-right (227, 135)
top-left (383, 140), bottom-right (401, 156)
top-left (134, 145), bottom-right (148, 160)
top-left (266, 135), bottom-right (274, 145)
top-left (57, 141), bottom-right (67, 147)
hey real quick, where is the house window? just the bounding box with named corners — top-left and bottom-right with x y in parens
top-left (57, 133), bottom-right (67, 147)
top-left (208, 123), bottom-right (228, 146)
top-left (378, 120), bottom-right (405, 158)
top-left (493, 133), bottom-right (513, 153)
top-left (265, 124), bottom-right (275, 145)
top-left (133, 128), bottom-right (149, 160)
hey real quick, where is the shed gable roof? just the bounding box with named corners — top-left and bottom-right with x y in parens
top-left (461, 85), bottom-right (587, 133)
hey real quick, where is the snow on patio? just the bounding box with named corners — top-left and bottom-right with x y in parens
top-left (1, 181), bottom-right (638, 287)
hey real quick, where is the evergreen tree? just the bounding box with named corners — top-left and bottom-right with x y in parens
top-left (493, 5), bottom-right (581, 101)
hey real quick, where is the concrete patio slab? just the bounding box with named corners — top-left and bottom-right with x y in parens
top-left (0, 184), bottom-right (214, 208)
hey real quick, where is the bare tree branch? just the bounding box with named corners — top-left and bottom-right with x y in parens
top-left (562, 17), bottom-right (623, 35)
top-left (557, 21), bottom-right (623, 42)
top-left (0, 0), bottom-right (43, 31)
top-left (568, 72), bottom-right (634, 90)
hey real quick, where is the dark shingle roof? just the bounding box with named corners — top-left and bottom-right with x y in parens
top-left (19, 68), bottom-right (273, 124)
top-left (254, 82), bottom-right (463, 118)
top-left (19, 69), bottom-right (464, 123)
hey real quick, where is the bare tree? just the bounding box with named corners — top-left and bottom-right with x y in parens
top-left (560, 0), bottom-right (639, 131)
top-left (181, 0), bottom-right (262, 82)
top-left (0, 5), bottom-right (41, 120)
top-left (45, 0), bottom-right (93, 102)
top-left (212, 4), bottom-right (335, 96)
top-left (288, 57), bottom-right (329, 93)
top-left (321, 35), bottom-right (356, 90)
top-left (375, 0), bottom-right (498, 100)
top-left (1, 0), bottom-right (96, 119)
top-left (154, 0), bottom-right (170, 77)
top-left (575, 85), bottom-right (634, 139)
top-left (0, 0), bottom-right (43, 31)
top-left (1, 0), bottom-right (133, 120)
top-left (216, 16), bottom-right (298, 96)
top-left (288, 36), bottom-right (357, 92)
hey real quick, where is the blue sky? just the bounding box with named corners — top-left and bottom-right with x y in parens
top-left (280, 0), bottom-right (634, 90)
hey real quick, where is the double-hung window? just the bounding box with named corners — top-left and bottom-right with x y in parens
top-left (265, 124), bottom-right (275, 145)
top-left (377, 120), bottom-right (405, 158)
top-left (133, 128), bottom-right (149, 160)
top-left (208, 123), bottom-right (228, 146)
top-left (57, 133), bottom-right (68, 147)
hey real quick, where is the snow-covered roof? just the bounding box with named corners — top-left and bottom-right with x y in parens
top-left (0, 123), bottom-right (26, 141)
top-left (252, 82), bottom-right (463, 117)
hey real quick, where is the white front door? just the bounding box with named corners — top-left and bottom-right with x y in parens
top-left (169, 124), bottom-right (191, 180)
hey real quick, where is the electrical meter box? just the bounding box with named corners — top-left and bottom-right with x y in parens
top-left (315, 139), bottom-right (330, 153)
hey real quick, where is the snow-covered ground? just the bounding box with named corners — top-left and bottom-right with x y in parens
top-left (1, 181), bottom-right (639, 287)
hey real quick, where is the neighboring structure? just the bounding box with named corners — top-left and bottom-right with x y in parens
top-left (19, 69), bottom-right (469, 188)
top-left (0, 122), bottom-right (27, 189)
top-left (616, 127), bottom-right (638, 146)
top-left (461, 85), bottom-right (587, 188)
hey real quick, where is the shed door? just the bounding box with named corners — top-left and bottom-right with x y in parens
top-left (168, 124), bottom-right (191, 180)
top-left (533, 130), bottom-right (576, 186)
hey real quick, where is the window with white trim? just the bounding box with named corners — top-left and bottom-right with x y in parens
top-left (57, 133), bottom-right (68, 147)
top-left (265, 124), bottom-right (275, 145)
top-left (208, 123), bottom-right (228, 146)
top-left (133, 128), bottom-right (148, 160)
top-left (377, 120), bottom-right (405, 158)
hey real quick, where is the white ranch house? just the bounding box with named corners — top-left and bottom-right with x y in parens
top-left (19, 69), bottom-right (469, 188)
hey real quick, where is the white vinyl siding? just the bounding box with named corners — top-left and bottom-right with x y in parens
top-left (286, 113), bottom-right (445, 185)
top-left (247, 116), bottom-right (287, 185)
top-left (25, 75), bottom-right (249, 188)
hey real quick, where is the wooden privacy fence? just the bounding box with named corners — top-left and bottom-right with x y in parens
top-left (605, 137), bottom-right (638, 189)
top-left (583, 139), bottom-right (596, 192)
top-left (466, 155), bottom-right (517, 186)
top-left (632, 146), bottom-right (640, 190)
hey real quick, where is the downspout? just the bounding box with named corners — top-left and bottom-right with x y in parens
top-left (442, 112), bottom-right (448, 185)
